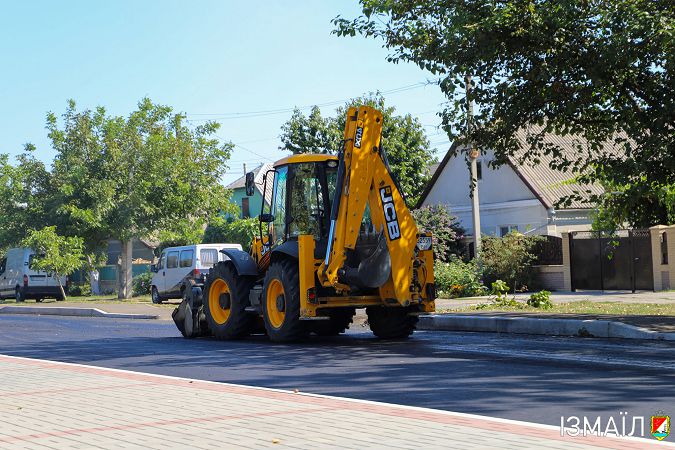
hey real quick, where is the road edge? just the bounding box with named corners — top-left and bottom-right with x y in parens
top-left (0, 305), bottom-right (158, 320)
top-left (419, 314), bottom-right (675, 341)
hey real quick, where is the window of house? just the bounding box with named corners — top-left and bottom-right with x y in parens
top-left (476, 160), bottom-right (483, 180)
top-left (499, 225), bottom-right (518, 237)
top-left (167, 251), bottom-right (179, 269)
top-left (241, 197), bottom-right (250, 218)
top-left (200, 249), bottom-right (219, 268)
top-left (662, 232), bottom-right (669, 265)
top-left (179, 250), bottom-right (194, 268)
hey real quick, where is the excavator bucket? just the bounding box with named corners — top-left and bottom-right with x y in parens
top-left (341, 231), bottom-right (391, 289)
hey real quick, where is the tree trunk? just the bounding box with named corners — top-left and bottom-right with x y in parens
top-left (118, 239), bottom-right (133, 299)
top-left (56, 273), bottom-right (67, 301)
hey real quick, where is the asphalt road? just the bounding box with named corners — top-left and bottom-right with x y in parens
top-left (1, 314), bottom-right (674, 428)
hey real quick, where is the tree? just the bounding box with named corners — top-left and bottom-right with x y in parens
top-left (280, 93), bottom-right (436, 205)
top-left (0, 147), bottom-right (52, 251)
top-left (203, 216), bottom-right (259, 250)
top-left (47, 98), bottom-right (233, 298)
top-left (21, 226), bottom-right (85, 300)
top-left (412, 204), bottom-right (465, 262)
top-left (334, 1), bottom-right (675, 226)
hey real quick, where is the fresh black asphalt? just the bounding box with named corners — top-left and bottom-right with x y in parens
top-left (1, 314), bottom-right (674, 427)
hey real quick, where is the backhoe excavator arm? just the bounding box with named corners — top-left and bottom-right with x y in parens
top-left (319, 106), bottom-right (432, 305)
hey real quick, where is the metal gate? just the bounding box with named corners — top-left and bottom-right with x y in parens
top-left (569, 229), bottom-right (654, 291)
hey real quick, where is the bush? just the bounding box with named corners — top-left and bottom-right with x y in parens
top-left (434, 256), bottom-right (486, 298)
top-left (476, 279), bottom-right (522, 309)
top-left (68, 283), bottom-right (91, 297)
top-left (413, 204), bottom-right (465, 262)
top-left (132, 272), bottom-right (153, 297)
top-left (480, 232), bottom-right (543, 292)
top-left (203, 217), bottom-right (259, 250)
top-left (527, 290), bottom-right (553, 309)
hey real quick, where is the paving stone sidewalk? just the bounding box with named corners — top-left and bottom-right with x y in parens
top-left (0, 354), bottom-right (668, 449)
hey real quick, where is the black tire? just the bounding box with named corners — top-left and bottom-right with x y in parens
top-left (310, 308), bottom-right (355, 336)
top-left (203, 262), bottom-right (255, 340)
top-left (261, 259), bottom-right (307, 342)
top-left (366, 306), bottom-right (418, 339)
top-left (15, 288), bottom-right (24, 303)
top-left (151, 287), bottom-right (162, 304)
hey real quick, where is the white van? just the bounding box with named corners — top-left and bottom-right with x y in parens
top-left (151, 243), bottom-right (241, 304)
top-left (0, 248), bottom-right (65, 302)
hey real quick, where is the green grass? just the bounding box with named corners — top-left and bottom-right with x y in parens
top-left (440, 301), bottom-right (675, 316)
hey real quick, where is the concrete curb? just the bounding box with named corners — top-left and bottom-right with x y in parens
top-left (0, 306), bottom-right (158, 320)
top-left (418, 314), bottom-right (675, 341)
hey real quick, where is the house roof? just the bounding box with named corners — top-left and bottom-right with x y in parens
top-left (417, 129), bottom-right (612, 210)
top-left (226, 162), bottom-right (274, 205)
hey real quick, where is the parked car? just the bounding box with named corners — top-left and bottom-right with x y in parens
top-left (0, 248), bottom-right (66, 302)
top-left (150, 243), bottom-right (242, 304)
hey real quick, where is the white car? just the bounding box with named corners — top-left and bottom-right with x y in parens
top-left (0, 248), bottom-right (66, 302)
top-left (151, 243), bottom-right (242, 304)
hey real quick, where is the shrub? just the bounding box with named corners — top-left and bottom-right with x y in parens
top-left (480, 232), bottom-right (543, 292)
top-left (68, 283), bottom-right (91, 297)
top-left (527, 290), bottom-right (553, 309)
top-left (476, 279), bottom-right (522, 309)
top-left (413, 204), bottom-right (465, 262)
top-left (434, 256), bottom-right (486, 298)
top-left (132, 272), bottom-right (153, 297)
top-left (203, 217), bottom-right (259, 250)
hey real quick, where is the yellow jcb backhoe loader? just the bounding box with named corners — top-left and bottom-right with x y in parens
top-left (173, 105), bottom-right (435, 342)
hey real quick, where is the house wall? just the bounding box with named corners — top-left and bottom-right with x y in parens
top-left (422, 150), bottom-right (551, 236)
top-left (229, 188), bottom-right (264, 219)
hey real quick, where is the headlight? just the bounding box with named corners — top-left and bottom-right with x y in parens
top-left (416, 235), bottom-right (432, 251)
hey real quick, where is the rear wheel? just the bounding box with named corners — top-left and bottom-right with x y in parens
top-left (151, 287), bottom-right (162, 304)
top-left (203, 263), bottom-right (255, 339)
top-left (366, 306), bottom-right (418, 339)
top-left (311, 308), bottom-right (355, 336)
top-left (262, 259), bottom-right (307, 342)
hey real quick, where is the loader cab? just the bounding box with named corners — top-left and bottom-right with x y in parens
top-left (262, 155), bottom-right (338, 250)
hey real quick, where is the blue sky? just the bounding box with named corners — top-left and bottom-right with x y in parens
top-left (0, 1), bottom-right (450, 184)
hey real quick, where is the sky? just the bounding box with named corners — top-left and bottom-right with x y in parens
top-left (0, 1), bottom-right (450, 185)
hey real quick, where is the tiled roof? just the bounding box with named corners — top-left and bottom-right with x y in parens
top-left (417, 128), bottom-right (620, 210)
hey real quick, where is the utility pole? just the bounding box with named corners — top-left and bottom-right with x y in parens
top-left (466, 75), bottom-right (482, 257)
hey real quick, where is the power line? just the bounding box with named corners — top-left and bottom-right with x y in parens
top-left (185, 82), bottom-right (433, 121)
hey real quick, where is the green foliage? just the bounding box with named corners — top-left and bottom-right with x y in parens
top-left (528, 290), bottom-right (553, 309)
top-left (21, 226), bottom-right (86, 299)
top-left (203, 217), bottom-right (259, 250)
top-left (434, 256), bottom-right (486, 298)
top-left (132, 272), bottom-right (153, 297)
top-left (480, 232), bottom-right (542, 292)
top-left (476, 280), bottom-right (521, 309)
top-left (412, 204), bottom-right (465, 262)
top-left (0, 147), bottom-right (52, 251)
top-left (44, 98), bottom-right (233, 297)
top-left (279, 93), bottom-right (436, 205)
top-left (68, 283), bottom-right (91, 297)
top-left (334, 0), bottom-right (675, 227)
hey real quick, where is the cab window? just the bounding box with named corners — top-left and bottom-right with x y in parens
top-left (179, 250), bottom-right (194, 268)
top-left (157, 253), bottom-right (165, 270)
top-left (270, 166), bottom-right (288, 246)
top-left (288, 163), bottom-right (325, 239)
top-left (167, 251), bottom-right (179, 269)
top-left (0, 257), bottom-right (6, 275)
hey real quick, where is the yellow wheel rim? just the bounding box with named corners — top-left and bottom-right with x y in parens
top-left (208, 278), bottom-right (231, 325)
top-left (266, 279), bottom-right (285, 329)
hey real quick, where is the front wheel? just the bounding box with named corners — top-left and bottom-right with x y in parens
top-left (151, 287), bottom-right (162, 304)
top-left (261, 259), bottom-right (307, 342)
top-left (203, 263), bottom-right (255, 339)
